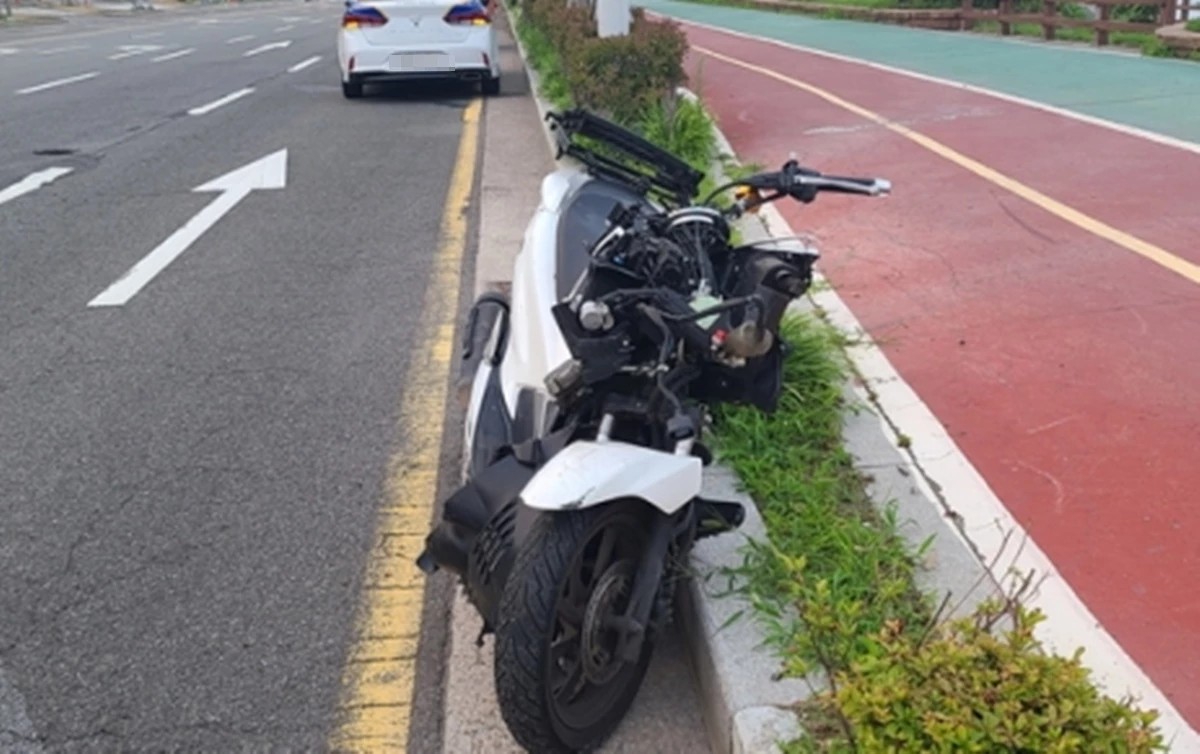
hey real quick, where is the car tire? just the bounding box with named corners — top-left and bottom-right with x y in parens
top-left (482, 75), bottom-right (500, 96)
top-left (342, 77), bottom-right (364, 99)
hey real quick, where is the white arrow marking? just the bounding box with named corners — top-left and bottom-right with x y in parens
top-left (16, 71), bottom-right (99, 95)
top-left (0, 167), bottom-right (73, 208)
top-left (0, 48), bottom-right (17, 56)
top-left (243, 40), bottom-right (291, 57)
top-left (287, 55), bottom-right (321, 73)
top-left (88, 150), bottom-right (288, 308)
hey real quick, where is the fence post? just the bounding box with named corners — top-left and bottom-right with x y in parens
top-left (595, 0), bottom-right (630, 36)
top-left (1096, 3), bottom-right (1109, 45)
top-left (1043, 0), bottom-right (1056, 39)
top-left (1000, 0), bottom-right (1012, 35)
top-left (1159, 0), bottom-right (1174, 25)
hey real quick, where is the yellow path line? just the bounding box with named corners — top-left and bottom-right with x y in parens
top-left (330, 97), bottom-right (481, 753)
top-left (693, 45), bottom-right (1200, 287)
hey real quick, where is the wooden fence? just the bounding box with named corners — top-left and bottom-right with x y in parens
top-left (960, 0), bottom-right (1199, 45)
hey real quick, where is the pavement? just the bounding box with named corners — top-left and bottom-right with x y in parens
top-left (5, 0), bottom-right (1199, 751)
top-left (642, 0), bottom-right (1200, 746)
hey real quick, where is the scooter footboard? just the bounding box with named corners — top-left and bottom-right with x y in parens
top-left (520, 440), bottom-right (702, 515)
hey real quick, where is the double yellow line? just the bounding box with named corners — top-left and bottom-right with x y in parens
top-left (330, 98), bottom-right (481, 752)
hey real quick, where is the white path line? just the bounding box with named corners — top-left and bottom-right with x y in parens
top-left (655, 12), bottom-right (1200, 156)
top-left (226, 34), bottom-right (255, 44)
top-left (274, 24), bottom-right (295, 32)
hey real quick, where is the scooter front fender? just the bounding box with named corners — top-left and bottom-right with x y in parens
top-left (520, 440), bottom-right (702, 515)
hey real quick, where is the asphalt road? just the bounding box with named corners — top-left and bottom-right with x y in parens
top-left (1, 1), bottom-right (473, 749)
top-left (1, 3), bottom-right (711, 752)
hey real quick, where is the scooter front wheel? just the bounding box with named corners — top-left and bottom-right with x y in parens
top-left (494, 501), bottom-right (655, 753)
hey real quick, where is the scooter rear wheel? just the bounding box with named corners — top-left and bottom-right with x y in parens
top-left (494, 501), bottom-right (655, 753)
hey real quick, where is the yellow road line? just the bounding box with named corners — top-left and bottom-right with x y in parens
top-left (330, 98), bottom-right (481, 753)
top-left (694, 45), bottom-right (1200, 287)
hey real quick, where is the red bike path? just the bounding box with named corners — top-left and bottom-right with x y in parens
top-left (675, 21), bottom-right (1200, 730)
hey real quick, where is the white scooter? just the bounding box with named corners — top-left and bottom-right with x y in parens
top-left (418, 109), bottom-right (889, 753)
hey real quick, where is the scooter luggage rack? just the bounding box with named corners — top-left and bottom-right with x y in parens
top-left (546, 109), bottom-right (705, 209)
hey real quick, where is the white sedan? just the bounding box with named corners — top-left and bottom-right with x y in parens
top-left (337, 0), bottom-right (501, 99)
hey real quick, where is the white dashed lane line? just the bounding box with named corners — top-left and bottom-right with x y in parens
top-left (187, 87), bottom-right (254, 116)
top-left (16, 71), bottom-right (100, 95)
top-left (152, 48), bottom-right (195, 62)
top-left (287, 55), bottom-right (321, 73)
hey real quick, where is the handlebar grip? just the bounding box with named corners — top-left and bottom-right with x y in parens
top-left (793, 174), bottom-right (891, 197)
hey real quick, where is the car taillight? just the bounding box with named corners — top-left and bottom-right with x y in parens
top-left (443, 2), bottom-right (490, 25)
top-left (342, 4), bottom-right (388, 29)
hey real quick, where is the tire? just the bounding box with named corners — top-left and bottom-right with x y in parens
top-left (342, 77), bottom-right (363, 99)
top-left (482, 75), bottom-right (500, 96)
top-left (494, 501), bottom-right (656, 753)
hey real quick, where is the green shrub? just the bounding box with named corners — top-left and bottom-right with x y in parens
top-left (826, 602), bottom-right (1166, 753)
top-left (519, 0), bottom-right (688, 123)
top-left (634, 95), bottom-right (716, 170)
top-left (1111, 3), bottom-right (1159, 23)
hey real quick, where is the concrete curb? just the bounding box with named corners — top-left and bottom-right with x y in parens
top-left (503, 10), bottom-right (1001, 753)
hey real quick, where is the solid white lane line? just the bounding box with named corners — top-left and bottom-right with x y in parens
top-left (16, 71), bottom-right (99, 95)
top-left (187, 87), bottom-right (254, 116)
top-left (287, 55), bottom-right (321, 73)
top-left (226, 34), bottom-right (255, 44)
top-left (152, 48), bottom-right (195, 62)
top-left (0, 168), bottom-right (73, 208)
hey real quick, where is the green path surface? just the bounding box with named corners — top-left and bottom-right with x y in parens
top-left (641, 0), bottom-right (1200, 144)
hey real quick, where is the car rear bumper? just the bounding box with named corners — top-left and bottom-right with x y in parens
top-left (354, 65), bottom-right (492, 83)
top-left (339, 32), bottom-right (499, 80)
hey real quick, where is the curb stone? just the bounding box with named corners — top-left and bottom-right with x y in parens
top-left (505, 12), bottom-right (1001, 753)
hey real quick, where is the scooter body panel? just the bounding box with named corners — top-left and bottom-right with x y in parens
top-left (520, 440), bottom-right (703, 515)
top-left (465, 167), bottom-right (651, 468)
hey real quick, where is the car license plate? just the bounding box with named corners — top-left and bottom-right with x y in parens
top-left (395, 52), bottom-right (451, 71)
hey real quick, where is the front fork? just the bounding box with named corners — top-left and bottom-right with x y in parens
top-left (596, 413), bottom-right (696, 664)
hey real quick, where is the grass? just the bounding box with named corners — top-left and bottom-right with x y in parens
top-left (1187, 18), bottom-right (1200, 32)
top-left (970, 20), bottom-right (1155, 50)
top-left (511, 7), bottom-right (573, 110)
top-left (713, 316), bottom-right (933, 682)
